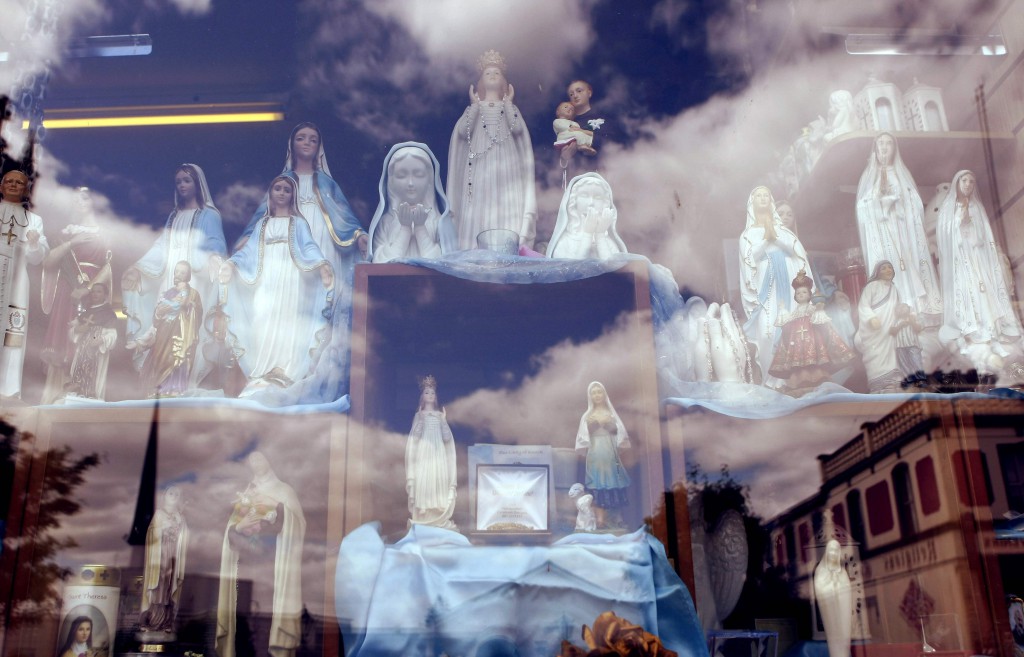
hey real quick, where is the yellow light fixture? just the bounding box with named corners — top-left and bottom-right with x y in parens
top-left (23, 111), bottom-right (284, 129)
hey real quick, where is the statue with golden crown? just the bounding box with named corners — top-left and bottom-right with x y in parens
top-left (405, 375), bottom-right (458, 529)
top-left (447, 50), bottom-right (537, 251)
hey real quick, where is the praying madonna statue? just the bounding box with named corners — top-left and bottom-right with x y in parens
top-left (367, 142), bottom-right (456, 262)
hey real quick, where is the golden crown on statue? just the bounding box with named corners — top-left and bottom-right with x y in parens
top-left (477, 49), bottom-right (507, 73)
top-left (419, 374), bottom-right (437, 391)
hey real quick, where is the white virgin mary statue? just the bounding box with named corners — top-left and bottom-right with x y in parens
top-left (814, 540), bottom-right (853, 657)
top-left (220, 176), bottom-right (334, 396)
top-left (447, 50), bottom-right (537, 250)
top-left (367, 142), bottom-right (457, 262)
top-left (936, 170), bottom-right (1023, 374)
top-left (855, 133), bottom-right (942, 326)
top-left (405, 376), bottom-right (457, 529)
top-left (738, 185), bottom-right (811, 389)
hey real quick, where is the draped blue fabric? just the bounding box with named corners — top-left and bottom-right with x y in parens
top-left (336, 522), bottom-right (708, 657)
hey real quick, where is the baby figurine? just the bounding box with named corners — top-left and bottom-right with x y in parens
top-left (568, 483), bottom-right (596, 532)
top-left (553, 102), bottom-right (597, 155)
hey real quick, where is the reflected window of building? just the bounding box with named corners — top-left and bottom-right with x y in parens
top-left (953, 449), bottom-right (994, 507)
top-left (876, 98), bottom-right (895, 130)
top-left (846, 489), bottom-right (866, 547)
top-left (892, 463), bottom-right (917, 539)
top-left (915, 456), bottom-right (941, 516)
top-left (799, 521), bottom-right (811, 564)
top-left (997, 441), bottom-right (1024, 512)
top-left (831, 503), bottom-right (846, 531)
top-left (865, 480), bottom-right (894, 536)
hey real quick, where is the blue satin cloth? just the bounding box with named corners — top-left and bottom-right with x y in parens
top-left (336, 523), bottom-right (708, 657)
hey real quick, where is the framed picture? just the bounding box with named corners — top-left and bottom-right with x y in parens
top-left (474, 464), bottom-right (550, 533)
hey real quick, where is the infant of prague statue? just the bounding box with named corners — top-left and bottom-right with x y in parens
top-left (367, 142), bottom-right (456, 262)
top-left (768, 270), bottom-right (853, 394)
top-left (447, 50), bottom-right (537, 250)
top-left (405, 375), bottom-right (457, 529)
top-left (216, 451), bottom-right (305, 657)
top-left (855, 133), bottom-right (942, 328)
top-left (547, 172), bottom-right (627, 260)
top-left (814, 540), bottom-right (853, 657)
top-left (139, 486), bottom-right (188, 639)
top-left (936, 170), bottom-right (1024, 376)
top-left (122, 164), bottom-right (225, 388)
top-left (220, 175), bottom-right (334, 396)
top-left (0, 170), bottom-right (49, 399)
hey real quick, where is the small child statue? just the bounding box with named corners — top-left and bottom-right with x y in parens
top-left (553, 102), bottom-right (597, 156)
top-left (891, 302), bottom-right (925, 383)
top-left (568, 483), bottom-right (596, 532)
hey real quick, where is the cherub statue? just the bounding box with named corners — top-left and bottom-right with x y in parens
top-left (568, 483), bottom-right (596, 532)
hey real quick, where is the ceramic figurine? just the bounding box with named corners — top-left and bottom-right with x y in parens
top-left (936, 170), bottom-right (1024, 376)
top-left (855, 133), bottom-right (942, 329)
top-left (139, 486), bottom-right (189, 638)
top-left (548, 172), bottom-right (627, 260)
top-left (447, 50), bottom-right (537, 250)
top-left (689, 493), bottom-right (747, 632)
top-left (560, 79), bottom-right (610, 172)
top-left (220, 176), bottom-right (334, 396)
top-left (738, 185), bottom-right (811, 389)
top-left (568, 483), bottom-right (596, 532)
top-left (0, 170), bottom-right (49, 399)
top-left (893, 303), bottom-right (925, 382)
top-left (854, 261), bottom-right (902, 393)
top-left (553, 101), bottom-right (596, 155)
top-left (405, 375), bottom-right (457, 529)
top-left (40, 187), bottom-right (112, 403)
top-left (768, 270), bottom-right (853, 394)
top-left (367, 143), bottom-right (457, 262)
top-left (238, 122), bottom-right (366, 278)
top-left (136, 261), bottom-right (203, 397)
top-left (65, 282), bottom-right (118, 400)
top-left (122, 164), bottom-right (225, 388)
top-left (814, 540), bottom-right (853, 657)
top-left (574, 382), bottom-right (630, 528)
top-left (693, 302), bottom-right (751, 383)
top-left (824, 90), bottom-right (857, 141)
top-left (216, 451), bottom-right (305, 657)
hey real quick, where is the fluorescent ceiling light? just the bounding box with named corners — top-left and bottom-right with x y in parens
top-left (67, 34), bottom-right (153, 58)
top-left (0, 34), bottom-right (152, 61)
top-left (846, 32), bottom-right (1007, 56)
top-left (23, 112), bottom-right (284, 129)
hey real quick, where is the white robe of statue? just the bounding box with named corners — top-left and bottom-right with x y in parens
top-left (0, 200), bottom-right (49, 398)
top-left (738, 186), bottom-right (811, 389)
top-left (936, 170), bottom-right (1023, 374)
top-left (855, 133), bottom-right (942, 327)
top-left (814, 540), bottom-right (853, 657)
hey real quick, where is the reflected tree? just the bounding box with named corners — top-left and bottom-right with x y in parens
top-left (0, 417), bottom-right (100, 625)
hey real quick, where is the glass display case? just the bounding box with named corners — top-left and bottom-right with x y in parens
top-left (1, 2), bottom-right (1024, 657)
